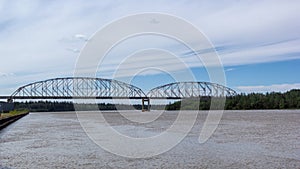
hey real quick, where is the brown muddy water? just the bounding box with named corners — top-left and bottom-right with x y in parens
top-left (0, 110), bottom-right (299, 169)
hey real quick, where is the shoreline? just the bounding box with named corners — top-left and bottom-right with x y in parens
top-left (0, 112), bottom-right (29, 130)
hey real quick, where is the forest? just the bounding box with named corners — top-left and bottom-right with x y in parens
top-left (13, 89), bottom-right (300, 112)
top-left (166, 89), bottom-right (300, 110)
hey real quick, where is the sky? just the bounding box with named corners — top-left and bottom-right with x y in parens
top-left (0, 0), bottom-right (300, 96)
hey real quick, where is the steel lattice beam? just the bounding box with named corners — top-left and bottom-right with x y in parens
top-left (147, 82), bottom-right (237, 99)
top-left (5, 78), bottom-right (237, 100)
top-left (10, 77), bottom-right (147, 100)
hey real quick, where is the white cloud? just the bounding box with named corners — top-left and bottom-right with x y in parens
top-left (0, 0), bottom-right (300, 94)
top-left (218, 39), bottom-right (300, 66)
top-left (74, 34), bottom-right (89, 41)
top-left (237, 83), bottom-right (300, 93)
top-left (225, 68), bottom-right (236, 72)
top-left (66, 48), bottom-right (80, 53)
top-left (0, 72), bottom-right (14, 77)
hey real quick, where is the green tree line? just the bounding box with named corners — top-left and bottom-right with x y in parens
top-left (13, 89), bottom-right (300, 111)
top-left (14, 101), bottom-right (164, 112)
top-left (166, 89), bottom-right (300, 110)
top-left (14, 101), bottom-right (145, 112)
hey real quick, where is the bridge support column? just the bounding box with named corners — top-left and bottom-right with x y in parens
top-left (7, 98), bottom-right (13, 103)
top-left (142, 98), bottom-right (150, 112)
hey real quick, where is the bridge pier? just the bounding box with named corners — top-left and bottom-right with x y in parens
top-left (7, 98), bottom-right (13, 103)
top-left (142, 98), bottom-right (150, 112)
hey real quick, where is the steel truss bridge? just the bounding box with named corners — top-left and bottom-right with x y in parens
top-left (0, 77), bottom-right (237, 110)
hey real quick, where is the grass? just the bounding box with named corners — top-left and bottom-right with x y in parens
top-left (0, 109), bottom-right (29, 120)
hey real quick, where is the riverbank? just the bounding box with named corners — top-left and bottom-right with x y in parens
top-left (0, 110), bottom-right (29, 130)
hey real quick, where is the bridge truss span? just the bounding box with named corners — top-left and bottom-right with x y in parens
top-left (6, 78), bottom-right (237, 103)
top-left (147, 82), bottom-right (237, 99)
top-left (11, 77), bottom-right (147, 100)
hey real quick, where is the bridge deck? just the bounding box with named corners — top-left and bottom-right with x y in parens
top-left (0, 96), bottom-right (216, 100)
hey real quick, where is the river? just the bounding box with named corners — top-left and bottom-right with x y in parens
top-left (0, 110), bottom-right (299, 168)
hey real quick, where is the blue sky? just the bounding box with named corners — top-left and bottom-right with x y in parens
top-left (0, 0), bottom-right (300, 96)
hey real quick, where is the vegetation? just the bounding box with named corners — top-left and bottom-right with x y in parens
top-left (14, 101), bottom-right (156, 112)
top-left (0, 109), bottom-right (29, 120)
top-left (10, 89), bottom-right (300, 112)
top-left (166, 89), bottom-right (300, 110)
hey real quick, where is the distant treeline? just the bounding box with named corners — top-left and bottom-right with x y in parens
top-left (166, 89), bottom-right (300, 110)
top-left (13, 89), bottom-right (300, 111)
top-left (14, 101), bottom-right (164, 112)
